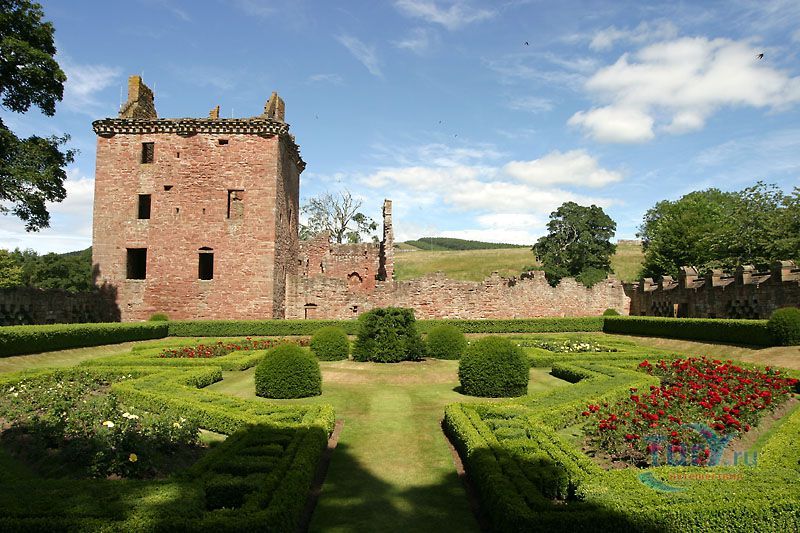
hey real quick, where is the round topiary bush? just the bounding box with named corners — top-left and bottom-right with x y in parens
top-left (310, 326), bottom-right (349, 361)
top-left (148, 312), bottom-right (169, 321)
top-left (352, 307), bottom-right (425, 362)
top-left (768, 307), bottom-right (800, 346)
top-left (602, 308), bottom-right (620, 316)
top-left (426, 325), bottom-right (467, 360)
top-left (255, 344), bottom-right (322, 398)
top-left (458, 336), bottom-right (529, 397)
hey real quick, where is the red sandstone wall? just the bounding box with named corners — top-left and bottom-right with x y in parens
top-left (285, 271), bottom-right (630, 320)
top-left (93, 132), bottom-right (289, 320)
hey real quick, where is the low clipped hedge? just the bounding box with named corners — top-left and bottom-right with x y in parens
top-left (0, 323), bottom-right (168, 357)
top-left (603, 316), bottom-right (773, 346)
top-left (425, 325), bottom-right (467, 360)
top-left (310, 326), bottom-right (349, 360)
top-left (168, 317), bottom-right (604, 337)
top-left (352, 307), bottom-right (425, 363)
top-left (767, 307), bottom-right (800, 346)
top-left (255, 345), bottom-right (322, 399)
top-left (458, 336), bottom-right (529, 397)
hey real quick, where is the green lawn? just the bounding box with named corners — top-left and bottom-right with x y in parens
top-left (393, 242), bottom-right (643, 282)
top-left (207, 359), bottom-right (568, 532)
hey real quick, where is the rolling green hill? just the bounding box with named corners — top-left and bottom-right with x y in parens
top-left (394, 242), bottom-right (644, 282)
top-left (402, 237), bottom-right (529, 251)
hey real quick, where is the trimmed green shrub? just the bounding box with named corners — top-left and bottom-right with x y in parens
top-left (254, 345), bottom-right (321, 399)
top-left (148, 313), bottom-right (169, 321)
top-left (768, 307), bottom-right (800, 346)
top-left (602, 308), bottom-right (620, 316)
top-left (458, 336), bottom-right (529, 397)
top-left (0, 322), bottom-right (169, 357)
top-left (426, 325), bottom-right (467, 360)
top-left (602, 316), bottom-right (773, 346)
top-left (168, 317), bottom-right (604, 337)
top-left (310, 326), bottom-right (349, 360)
top-left (351, 307), bottom-right (425, 363)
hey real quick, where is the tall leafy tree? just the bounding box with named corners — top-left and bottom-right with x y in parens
top-left (0, 0), bottom-right (74, 231)
top-left (300, 190), bottom-right (378, 243)
top-left (0, 249), bottom-right (22, 287)
top-left (532, 202), bottom-right (617, 286)
top-left (637, 183), bottom-right (800, 278)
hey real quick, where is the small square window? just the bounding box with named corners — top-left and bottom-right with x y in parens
top-left (227, 189), bottom-right (244, 219)
top-left (164, 185), bottom-right (173, 191)
top-left (126, 248), bottom-right (147, 279)
top-left (137, 194), bottom-right (151, 219)
top-left (218, 139), bottom-right (229, 146)
top-left (141, 142), bottom-right (154, 164)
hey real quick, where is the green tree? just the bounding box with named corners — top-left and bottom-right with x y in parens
top-left (532, 202), bottom-right (617, 286)
top-left (0, 249), bottom-right (23, 287)
top-left (0, 0), bottom-right (74, 231)
top-left (4, 247), bottom-right (92, 292)
top-left (637, 183), bottom-right (800, 278)
top-left (300, 190), bottom-right (377, 243)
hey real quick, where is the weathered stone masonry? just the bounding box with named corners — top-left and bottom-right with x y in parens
top-left (93, 76), bottom-right (632, 320)
top-left (628, 262), bottom-right (800, 319)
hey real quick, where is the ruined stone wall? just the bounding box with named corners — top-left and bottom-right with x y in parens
top-left (0, 288), bottom-right (119, 326)
top-left (286, 270), bottom-right (629, 320)
top-left (273, 137), bottom-right (301, 318)
top-left (628, 262), bottom-right (800, 318)
top-left (298, 233), bottom-right (381, 297)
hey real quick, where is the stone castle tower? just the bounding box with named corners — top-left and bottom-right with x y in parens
top-left (92, 76), bottom-right (304, 320)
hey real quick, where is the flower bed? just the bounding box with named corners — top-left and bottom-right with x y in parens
top-left (158, 337), bottom-right (308, 359)
top-left (582, 357), bottom-right (798, 467)
top-left (527, 339), bottom-right (617, 353)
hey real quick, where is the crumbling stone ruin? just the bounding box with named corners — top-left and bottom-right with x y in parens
top-left (91, 76), bottom-right (633, 321)
top-left (628, 262), bottom-right (800, 318)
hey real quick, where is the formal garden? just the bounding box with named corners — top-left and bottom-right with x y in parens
top-left (0, 310), bottom-right (799, 532)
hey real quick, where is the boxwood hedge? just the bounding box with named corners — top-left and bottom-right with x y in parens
top-left (603, 316), bottom-right (773, 346)
top-left (458, 336), bottom-right (529, 397)
top-left (254, 345), bottom-right (322, 399)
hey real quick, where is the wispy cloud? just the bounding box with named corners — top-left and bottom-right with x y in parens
top-left (337, 34), bottom-right (383, 77)
top-left (570, 36), bottom-right (800, 143)
top-left (307, 73), bottom-right (344, 85)
top-left (590, 20), bottom-right (678, 51)
top-left (506, 96), bottom-right (553, 114)
top-left (232, 0), bottom-right (274, 19)
top-left (59, 57), bottom-right (121, 116)
top-left (393, 27), bottom-right (434, 54)
top-left (394, 0), bottom-right (494, 30)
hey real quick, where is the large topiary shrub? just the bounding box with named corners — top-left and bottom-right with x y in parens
top-left (768, 307), bottom-right (800, 346)
top-left (426, 325), bottom-right (467, 360)
top-left (602, 308), bottom-right (620, 316)
top-left (255, 344), bottom-right (322, 398)
top-left (458, 336), bottom-right (529, 397)
top-left (310, 326), bottom-right (349, 360)
top-left (351, 307), bottom-right (425, 362)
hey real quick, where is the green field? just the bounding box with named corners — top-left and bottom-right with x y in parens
top-left (394, 242), bottom-right (644, 282)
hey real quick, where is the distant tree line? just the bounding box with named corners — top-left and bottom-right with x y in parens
top-left (404, 238), bottom-right (528, 251)
top-left (0, 247), bottom-right (93, 292)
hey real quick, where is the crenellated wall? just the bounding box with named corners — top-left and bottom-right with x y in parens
top-left (628, 262), bottom-right (800, 318)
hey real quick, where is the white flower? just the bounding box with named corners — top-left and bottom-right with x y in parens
top-left (102, 420), bottom-right (115, 428)
top-left (173, 422), bottom-right (182, 429)
top-left (12, 392), bottom-right (18, 398)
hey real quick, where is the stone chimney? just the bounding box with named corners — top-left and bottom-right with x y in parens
top-left (772, 260), bottom-right (800, 282)
top-left (119, 75), bottom-right (157, 119)
top-left (263, 91), bottom-right (286, 122)
top-left (378, 199), bottom-right (394, 281)
top-left (736, 265), bottom-right (755, 285)
top-left (679, 266), bottom-right (699, 288)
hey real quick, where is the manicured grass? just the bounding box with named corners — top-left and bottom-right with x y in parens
top-left (207, 359), bottom-right (568, 531)
top-left (393, 242), bottom-right (644, 282)
top-left (0, 341), bottom-right (138, 373)
top-left (394, 247), bottom-right (536, 281)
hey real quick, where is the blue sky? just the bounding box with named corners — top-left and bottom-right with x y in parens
top-left (2, 0), bottom-right (800, 253)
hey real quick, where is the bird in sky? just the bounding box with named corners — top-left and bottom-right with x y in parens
top-left (757, 53), bottom-right (764, 59)
top-left (524, 41), bottom-right (529, 46)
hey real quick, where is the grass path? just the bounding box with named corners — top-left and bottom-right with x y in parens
top-left (208, 360), bottom-right (568, 532)
top-left (0, 341), bottom-right (142, 373)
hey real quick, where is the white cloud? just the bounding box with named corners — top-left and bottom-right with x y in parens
top-left (60, 58), bottom-right (121, 116)
top-left (506, 96), bottom-right (553, 114)
top-left (440, 228), bottom-right (537, 246)
top-left (394, 0), bottom-right (494, 30)
top-left (571, 36), bottom-right (800, 142)
top-left (307, 73), bottom-right (344, 85)
top-left (568, 106), bottom-right (655, 143)
top-left (393, 28), bottom-right (434, 54)
top-left (233, 0), bottom-right (274, 18)
top-left (336, 34), bottom-right (382, 77)
top-left (590, 20), bottom-right (678, 51)
top-left (503, 150), bottom-right (624, 187)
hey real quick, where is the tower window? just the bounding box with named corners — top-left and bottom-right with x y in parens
top-left (199, 248), bottom-right (214, 280)
top-left (227, 189), bottom-right (244, 219)
top-left (218, 139), bottom-right (229, 146)
top-left (141, 142), bottom-right (154, 163)
top-left (126, 248), bottom-right (147, 279)
top-left (137, 194), bottom-right (151, 219)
